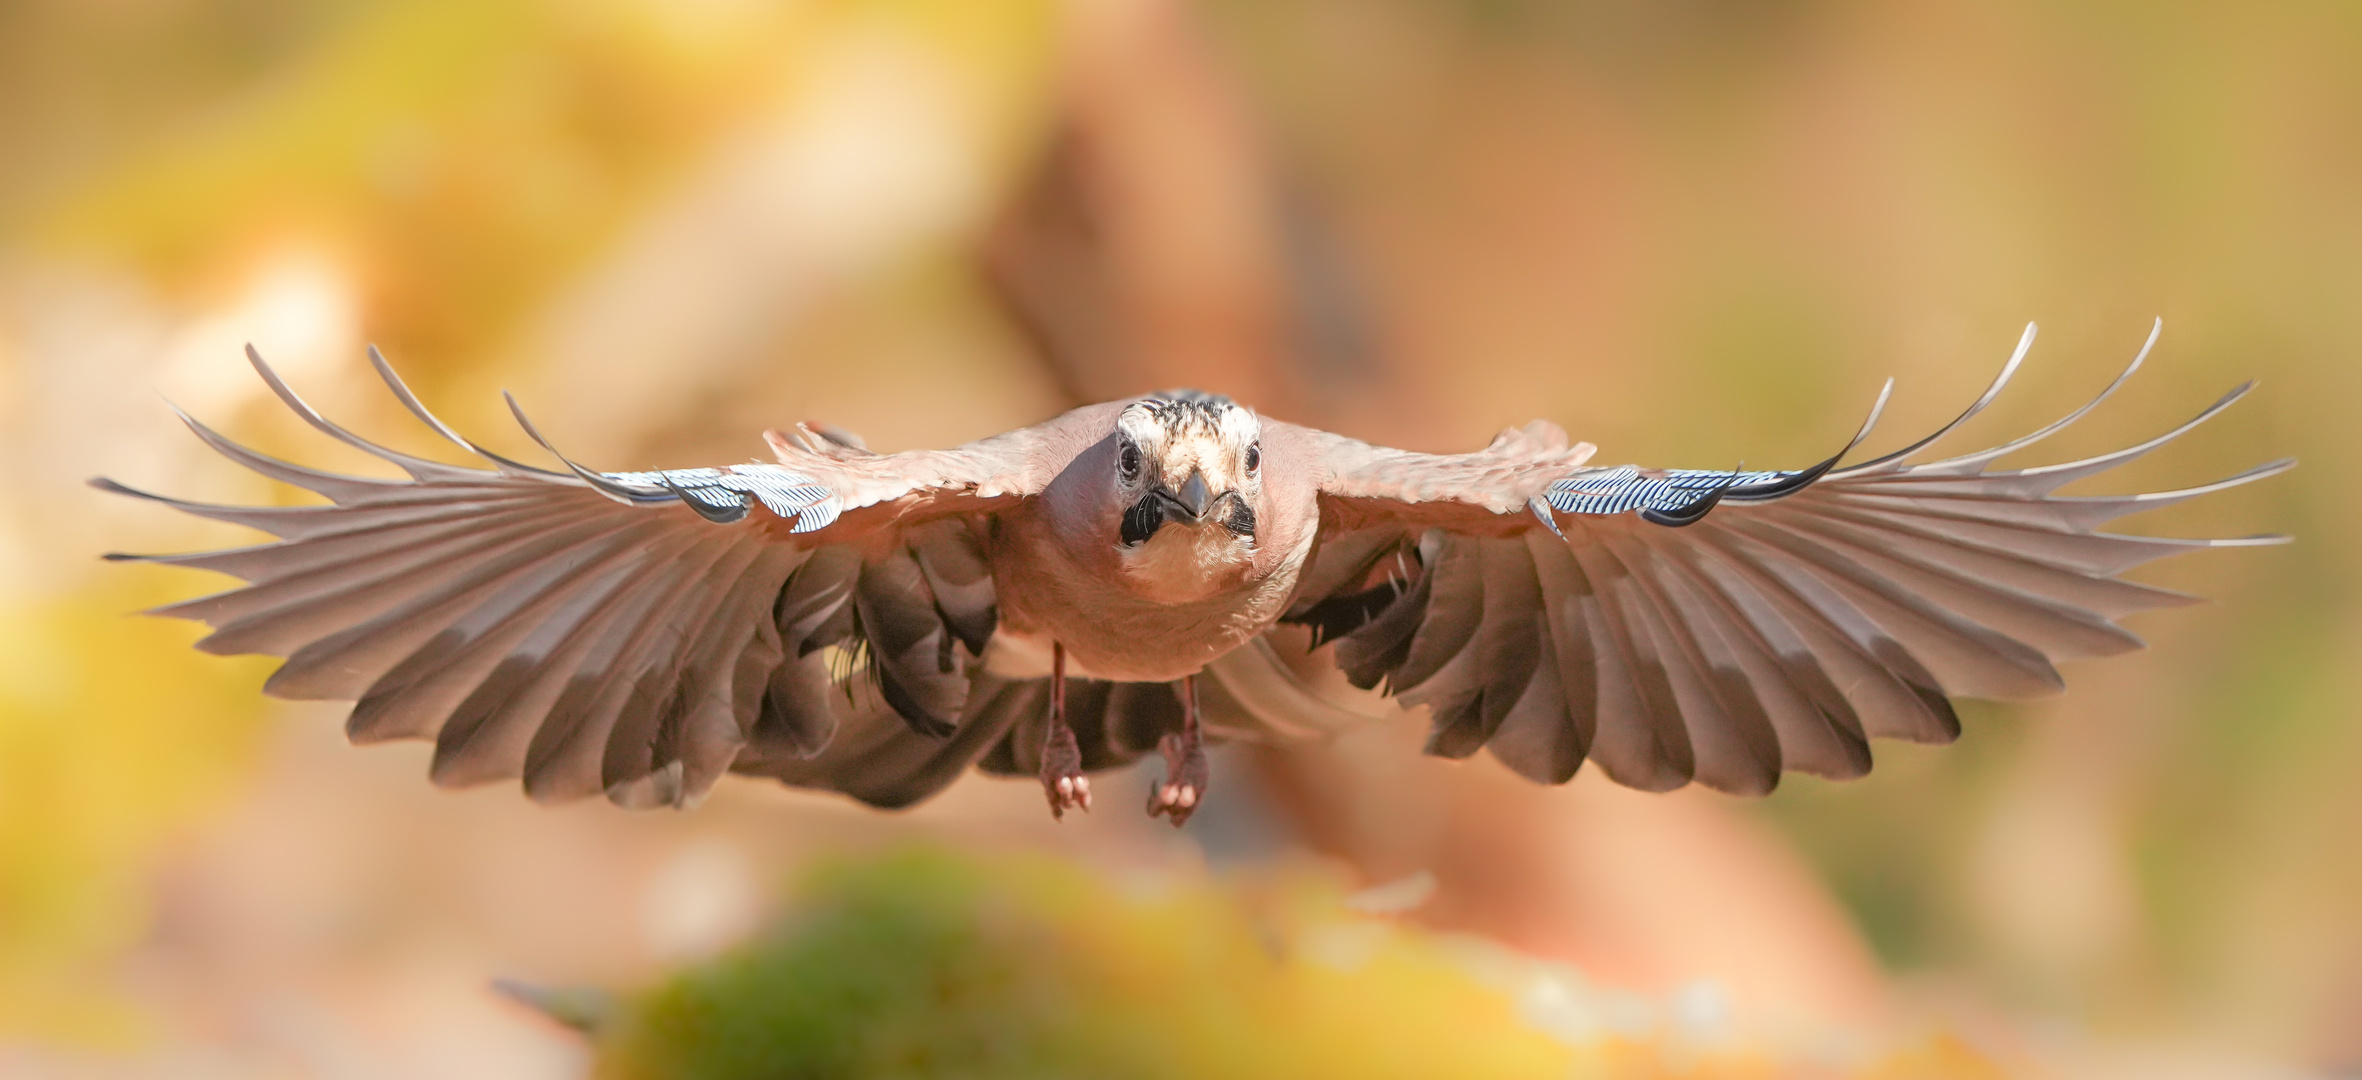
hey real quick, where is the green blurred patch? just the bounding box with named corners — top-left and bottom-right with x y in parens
top-left (594, 848), bottom-right (2005, 1080)
top-left (598, 849), bottom-right (1576, 1080)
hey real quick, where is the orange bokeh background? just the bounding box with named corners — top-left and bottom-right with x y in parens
top-left (0, 0), bottom-right (2353, 1074)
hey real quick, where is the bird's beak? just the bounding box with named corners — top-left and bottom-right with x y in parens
top-left (1169, 472), bottom-right (1213, 521)
top-left (1123, 469), bottom-right (1251, 547)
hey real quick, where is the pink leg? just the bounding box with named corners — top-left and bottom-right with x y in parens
top-left (1148, 674), bottom-right (1209, 826)
top-left (1040, 642), bottom-right (1090, 819)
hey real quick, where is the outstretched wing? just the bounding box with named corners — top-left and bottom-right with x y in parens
top-left (96, 348), bottom-right (1065, 809)
top-left (1279, 324), bottom-right (2291, 794)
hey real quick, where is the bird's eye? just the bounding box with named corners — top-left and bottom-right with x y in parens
top-left (1245, 443), bottom-right (1260, 473)
top-left (1119, 441), bottom-right (1142, 479)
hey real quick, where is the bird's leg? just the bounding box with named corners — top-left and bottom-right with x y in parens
top-left (1148, 674), bottom-right (1210, 826)
top-left (1040, 641), bottom-right (1090, 819)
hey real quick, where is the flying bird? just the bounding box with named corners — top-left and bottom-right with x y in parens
top-left (97, 324), bottom-right (2288, 825)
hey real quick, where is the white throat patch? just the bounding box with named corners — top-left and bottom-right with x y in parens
top-left (1116, 525), bottom-right (1254, 604)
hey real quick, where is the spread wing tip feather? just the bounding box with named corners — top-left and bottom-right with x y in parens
top-left (1832, 322), bottom-right (2038, 478)
top-left (363, 344), bottom-right (571, 479)
top-left (1910, 319), bottom-right (2160, 475)
top-left (1996, 379), bottom-right (2257, 484)
top-left (500, 391), bottom-right (670, 506)
top-left (244, 344), bottom-right (473, 484)
top-left (89, 475), bottom-right (159, 506)
top-left (1552, 327), bottom-right (2284, 537)
top-left (2186, 533), bottom-right (2293, 547)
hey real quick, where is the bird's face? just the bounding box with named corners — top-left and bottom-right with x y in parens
top-left (1108, 392), bottom-right (1262, 598)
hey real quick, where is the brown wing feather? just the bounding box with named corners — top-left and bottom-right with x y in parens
top-left (97, 351), bottom-right (1083, 809)
top-left (1283, 327), bottom-right (2288, 795)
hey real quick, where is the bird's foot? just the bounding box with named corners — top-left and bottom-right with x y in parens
top-left (1146, 731), bottom-right (1209, 827)
top-left (1040, 721), bottom-right (1091, 820)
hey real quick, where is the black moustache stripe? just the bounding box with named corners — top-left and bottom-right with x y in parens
top-left (1119, 492), bottom-right (1255, 546)
top-left (1121, 495), bottom-right (1166, 546)
top-left (1224, 500), bottom-right (1256, 538)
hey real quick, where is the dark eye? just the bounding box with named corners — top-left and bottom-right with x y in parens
top-left (1245, 443), bottom-right (1260, 473)
top-left (1119, 441), bottom-right (1142, 479)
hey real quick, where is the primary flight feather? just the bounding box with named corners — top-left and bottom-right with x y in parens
top-left (98, 323), bottom-right (2289, 823)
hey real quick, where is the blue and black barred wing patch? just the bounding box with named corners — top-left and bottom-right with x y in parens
top-left (1543, 373), bottom-right (1895, 527)
top-left (1545, 466), bottom-right (1784, 517)
top-left (485, 391), bottom-right (845, 534)
top-left (600, 467), bottom-right (841, 532)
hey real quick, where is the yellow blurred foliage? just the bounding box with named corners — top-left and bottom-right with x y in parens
top-left (0, 578), bottom-right (274, 1045)
top-left (36, 0), bottom-right (1057, 363)
top-left (595, 849), bottom-right (2012, 1080)
top-left (0, 0), bottom-right (1058, 1048)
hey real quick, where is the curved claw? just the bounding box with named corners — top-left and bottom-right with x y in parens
top-left (1145, 730), bottom-right (1209, 827)
top-left (1045, 772), bottom-right (1092, 818)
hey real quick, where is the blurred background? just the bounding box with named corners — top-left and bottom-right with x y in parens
top-left (0, 0), bottom-right (2353, 1075)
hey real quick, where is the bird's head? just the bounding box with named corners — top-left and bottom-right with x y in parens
top-left (1107, 392), bottom-right (1262, 595)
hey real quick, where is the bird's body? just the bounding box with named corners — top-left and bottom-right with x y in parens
top-left (989, 399), bottom-right (1320, 684)
top-left (99, 324), bottom-right (2289, 823)
top-left (989, 533), bottom-right (1302, 683)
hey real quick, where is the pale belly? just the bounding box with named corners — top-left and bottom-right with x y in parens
top-left (985, 526), bottom-right (1307, 683)
top-left (983, 604), bottom-right (1271, 682)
